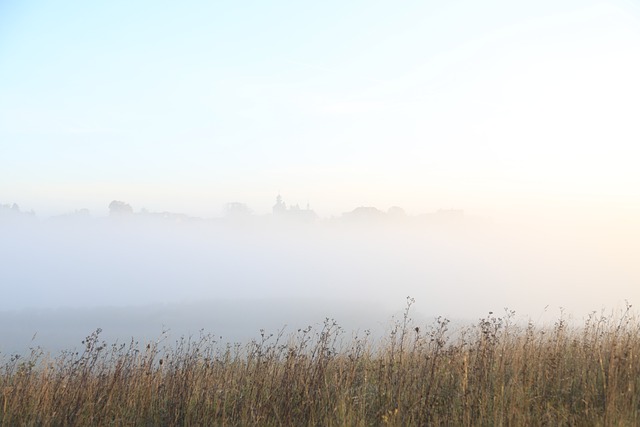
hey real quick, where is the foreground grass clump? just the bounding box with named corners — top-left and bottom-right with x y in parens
top-left (3, 300), bottom-right (640, 426)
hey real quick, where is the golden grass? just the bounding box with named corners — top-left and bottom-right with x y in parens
top-left (3, 299), bottom-right (640, 426)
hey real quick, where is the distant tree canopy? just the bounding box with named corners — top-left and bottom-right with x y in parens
top-left (109, 200), bottom-right (133, 216)
top-left (0, 203), bottom-right (20, 213)
top-left (224, 202), bottom-right (252, 218)
top-left (387, 206), bottom-right (407, 217)
top-left (0, 203), bottom-right (35, 217)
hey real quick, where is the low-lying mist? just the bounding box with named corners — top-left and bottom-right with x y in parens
top-left (1, 211), bottom-right (638, 355)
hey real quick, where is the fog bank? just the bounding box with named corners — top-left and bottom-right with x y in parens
top-left (1, 212), bottom-right (638, 354)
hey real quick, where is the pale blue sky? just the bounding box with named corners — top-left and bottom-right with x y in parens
top-left (1, 0), bottom-right (639, 218)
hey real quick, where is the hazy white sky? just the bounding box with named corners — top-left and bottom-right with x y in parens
top-left (1, 0), bottom-right (639, 218)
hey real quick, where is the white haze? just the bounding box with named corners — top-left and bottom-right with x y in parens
top-left (2, 210), bottom-right (639, 355)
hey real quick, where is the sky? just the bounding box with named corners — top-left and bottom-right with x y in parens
top-left (1, 0), bottom-right (640, 220)
top-left (3, 1), bottom-right (640, 352)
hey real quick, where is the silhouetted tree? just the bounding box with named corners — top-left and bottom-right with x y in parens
top-left (109, 200), bottom-right (133, 216)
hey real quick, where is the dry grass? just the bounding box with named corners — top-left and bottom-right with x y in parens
top-left (3, 298), bottom-right (640, 426)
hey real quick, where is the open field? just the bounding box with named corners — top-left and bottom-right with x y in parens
top-left (2, 300), bottom-right (640, 426)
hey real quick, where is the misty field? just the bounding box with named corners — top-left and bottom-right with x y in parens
top-left (3, 300), bottom-right (640, 426)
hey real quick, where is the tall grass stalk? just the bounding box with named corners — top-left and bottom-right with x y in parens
top-left (3, 300), bottom-right (640, 426)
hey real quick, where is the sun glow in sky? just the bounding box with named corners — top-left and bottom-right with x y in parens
top-left (1, 0), bottom-right (639, 219)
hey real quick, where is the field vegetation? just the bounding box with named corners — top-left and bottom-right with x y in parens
top-left (2, 298), bottom-right (640, 426)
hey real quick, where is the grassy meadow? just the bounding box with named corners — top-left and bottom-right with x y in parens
top-left (2, 299), bottom-right (640, 426)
